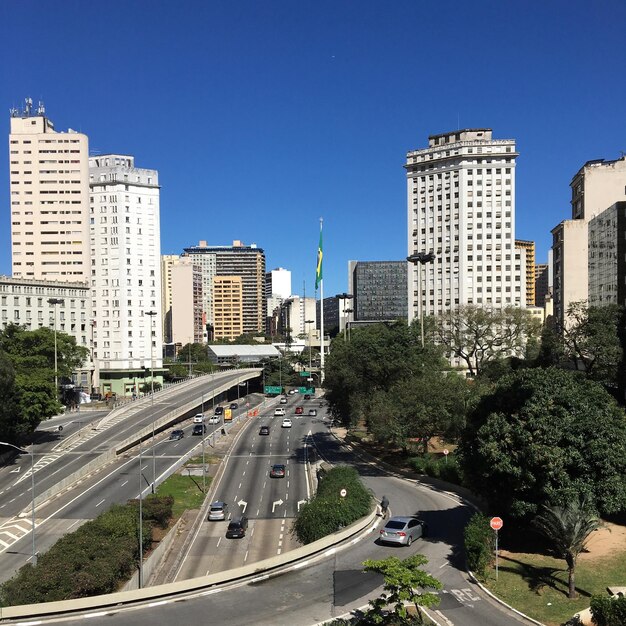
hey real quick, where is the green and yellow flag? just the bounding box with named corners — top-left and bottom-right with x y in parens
top-left (315, 227), bottom-right (323, 289)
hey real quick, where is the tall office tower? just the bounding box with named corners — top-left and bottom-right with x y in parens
top-left (161, 254), bottom-right (180, 343)
top-left (405, 129), bottom-right (523, 325)
top-left (552, 157), bottom-right (626, 327)
top-left (316, 296), bottom-right (339, 337)
top-left (88, 155), bottom-right (162, 388)
top-left (9, 100), bottom-right (90, 282)
top-left (279, 296), bottom-right (317, 339)
top-left (535, 263), bottom-right (550, 308)
top-left (348, 260), bottom-right (408, 321)
top-left (170, 261), bottom-right (203, 345)
top-left (213, 276), bottom-right (243, 340)
top-left (265, 267), bottom-right (291, 334)
top-left (182, 241), bottom-right (216, 330)
top-left (588, 202), bottom-right (626, 307)
top-left (515, 240), bottom-right (536, 307)
top-left (183, 240), bottom-right (266, 335)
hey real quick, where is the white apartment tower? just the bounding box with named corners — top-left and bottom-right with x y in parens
top-left (9, 100), bottom-right (90, 282)
top-left (88, 155), bottom-right (162, 377)
top-left (405, 129), bottom-right (523, 323)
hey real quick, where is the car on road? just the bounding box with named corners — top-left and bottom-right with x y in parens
top-left (229, 402), bottom-right (238, 409)
top-left (259, 425), bottom-right (270, 435)
top-left (193, 413), bottom-right (205, 423)
top-left (207, 415), bottom-right (221, 424)
top-left (281, 418), bottom-right (292, 428)
top-left (270, 463), bottom-right (286, 478)
top-left (295, 406), bottom-right (304, 415)
top-left (192, 424), bottom-right (207, 436)
top-left (225, 516), bottom-right (248, 538)
top-left (214, 406), bottom-right (224, 416)
top-left (288, 389), bottom-right (297, 395)
top-left (208, 501), bottom-right (228, 521)
top-left (169, 429), bottom-right (184, 440)
top-left (274, 407), bottom-right (286, 417)
top-left (379, 516), bottom-right (427, 546)
top-left (308, 409), bottom-right (317, 416)
top-left (304, 394), bottom-right (311, 400)
top-left (279, 397), bottom-right (288, 404)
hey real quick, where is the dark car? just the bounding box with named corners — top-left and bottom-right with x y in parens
top-left (214, 406), bottom-right (224, 416)
top-left (270, 463), bottom-right (286, 478)
top-left (192, 424), bottom-right (206, 436)
top-left (295, 406), bottom-right (304, 415)
top-left (304, 394), bottom-right (311, 400)
top-left (259, 426), bottom-right (270, 435)
top-left (225, 516), bottom-right (248, 538)
top-left (169, 429), bottom-right (184, 441)
top-left (229, 402), bottom-right (238, 409)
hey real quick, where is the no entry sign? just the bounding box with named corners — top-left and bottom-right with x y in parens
top-left (490, 516), bottom-right (503, 531)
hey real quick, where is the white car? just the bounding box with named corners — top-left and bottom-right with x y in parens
top-left (281, 418), bottom-right (292, 428)
top-left (207, 415), bottom-right (221, 424)
top-left (274, 407), bottom-right (286, 417)
top-left (193, 413), bottom-right (205, 423)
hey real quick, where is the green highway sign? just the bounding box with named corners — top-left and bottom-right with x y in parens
top-left (264, 385), bottom-right (282, 395)
top-left (299, 387), bottom-right (314, 394)
top-left (299, 371), bottom-right (310, 377)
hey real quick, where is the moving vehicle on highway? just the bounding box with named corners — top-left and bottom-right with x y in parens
top-left (281, 418), bottom-right (292, 428)
top-left (229, 402), bottom-right (238, 409)
top-left (169, 429), bottom-right (184, 440)
top-left (270, 463), bottom-right (286, 478)
top-left (192, 424), bottom-right (207, 436)
top-left (208, 501), bottom-right (228, 521)
top-left (308, 409), bottom-right (317, 416)
top-left (214, 406), bottom-right (224, 416)
top-left (295, 406), bottom-right (304, 415)
top-left (379, 516), bottom-right (427, 546)
top-left (279, 397), bottom-right (288, 404)
top-left (193, 413), bottom-right (205, 423)
top-left (259, 425), bottom-right (270, 435)
top-left (207, 415), bottom-right (221, 424)
top-left (225, 516), bottom-right (248, 538)
top-left (274, 407), bottom-right (286, 417)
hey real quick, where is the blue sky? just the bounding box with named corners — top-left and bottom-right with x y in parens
top-left (1, 1), bottom-right (625, 298)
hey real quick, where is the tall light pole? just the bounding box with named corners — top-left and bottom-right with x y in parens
top-left (138, 436), bottom-right (144, 588)
top-left (145, 310), bottom-right (157, 493)
top-left (335, 293), bottom-right (353, 342)
top-left (407, 253), bottom-right (436, 348)
top-left (344, 309), bottom-right (353, 342)
top-left (0, 442), bottom-right (36, 565)
top-left (47, 298), bottom-right (64, 398)
top-left (305, 319), bottom-right (314, 376)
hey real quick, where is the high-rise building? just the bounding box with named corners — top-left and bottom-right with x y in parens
top-left (515, 240), bottom-right (536, 307)
top-left (535, 263), bottom-right (550, 308)
top-left (348, 260), bottom-right (407, 321)
top-left (552, 157), bottom-right (626, 327)
top-left (9, 100), bottom-right (90, 282)
top-left (182, 241), bottom-right (217, 330)
top-left (265, 267), bottom-right (291, 300)
top-left (405, 129), bottom-right (523, 324)
top-left (183, 240), bottom-right (266, 336)
top-left (170, 260), bottom-right (203, 345)
top-left (88, 154), bottom-right (162, 394)
top-left (161, 254), bottom-right (180, 343)
top-left (213, 276), bottom-right (243, 340)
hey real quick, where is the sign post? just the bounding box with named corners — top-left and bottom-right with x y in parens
top-left (490, 517), bottom-right (503, 580)
top-left (443, 449), bottom-right (449, 464)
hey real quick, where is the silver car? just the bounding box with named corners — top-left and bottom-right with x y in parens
top-left (379, 516), bottom-right (427, 546)
top-left (208, 501), bottom-right (228, 521)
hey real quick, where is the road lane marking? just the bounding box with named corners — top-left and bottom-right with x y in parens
top-left (67, 519), bottom-right (82, 530)
top-left (95, 499), bottom-right (106, 507)
top-left (216, 537), bottom-right (221, 548)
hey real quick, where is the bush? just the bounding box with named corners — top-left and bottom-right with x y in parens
top-left (464, 513), bottom-right (495, 578)
top-left (410, 453), bottom-right (463, 485)
top-left (294, 466), bottom-right (372, 544)
top-left (590, 594), bottom-right (626, 626)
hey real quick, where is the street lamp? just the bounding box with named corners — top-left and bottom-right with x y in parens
top-left (138, 436), bottom-right (144, 588)
top-left (407, 252), bottom-right (436, 348)
top-left (335, 293), bottom-right (353, 342)
top-left (0, 441), bottom-right (36, 565)
top-left (47, 298), bottom-right (64, 398)
top-left (145, 310), bottom-right (157, 493)
top-left (344, 309), bottom-right (354, 342)
top-left (305, 319), bottom-right (314, 376)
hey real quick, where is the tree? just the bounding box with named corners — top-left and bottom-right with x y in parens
top-left (459, 367), bottom-right (626, 519)
top-left (431, 305), bottom-right (541, 377)
top-left (362, 555), bottom-right (442, 624)
top-left (532, 499), bottom-right (603, 599)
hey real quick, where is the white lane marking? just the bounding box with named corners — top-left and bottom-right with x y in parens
top-left (244, 550), bottom-right (249, 562)
top-left (84, 612), bottom-right (108, 618)
top-left (216, 537), bottom-right (221, 548)
top-left (67, 519), bottom-right (82, 531)
top-left (148, 600), bottom-right (169, 607)
top-left (95, 499), bottom-right (106, 508)
top-left (120, 480), bottom-right (128, 487)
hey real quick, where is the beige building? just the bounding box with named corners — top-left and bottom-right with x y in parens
top-left (161, 254), bottom-right (181, 342)
top-left (170, 261), bottom-right (203, 345)
top-left (9, 101), bottom-right (90, 283)
top-left (552, 157), bottom-right (626, 327)
top-left (213, 276), bottom-right (243, 340)
top-left (515, 240), bottom-right (536, 307)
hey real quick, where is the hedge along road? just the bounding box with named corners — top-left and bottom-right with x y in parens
top-left (1, 413), bottom-right (532, 626)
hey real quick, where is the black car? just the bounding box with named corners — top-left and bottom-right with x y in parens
top-left (214, 406), bottom-right (224, 416)
top-left (259, 426), bottom-right (270, 435)
top-left (229, 402), bottom-right (238, 409)
top-left (304, 394), bottom-right (311, 400)
top-left (225, 516), bottom-right (248, 538)
top-left (270, 464), bottom-right (286, 478)
top-left (169, 429), bottom-right (184, 440)
top-left (192, 424), bottom-right (206, 436)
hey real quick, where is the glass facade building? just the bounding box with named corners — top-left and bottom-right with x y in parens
top-left (349, 261), bottom-right (408, 321)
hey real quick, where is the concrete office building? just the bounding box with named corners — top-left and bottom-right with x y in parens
top-left (161, 254), bottom-right (180, 343)
top-left (181, 245), bottom-right (217, 331)
top-left (348, 260), bottom-right (408, 321)
top-left (170, 261), bottom-right (203, 346)
top-left (552, 157), bottom-right (626, 327)
top-left (183, 241), bottom-right (266, 336)
top-left (515, 240), bottom-right (536, 307)
top-left (405, 129), bottom-right (524, 326)
top-left (279, 296), bottom-right (317, 340)
top-left (213, 276), bottom-right (243, 340)
top-left (535, 263), bottom-right (550, 308)
top-left (9, 100), bottom-right (90, 283)
top-left (88, 155), bottom-right (162, 396)
top-left (265, 267), bottom-right (292, 336)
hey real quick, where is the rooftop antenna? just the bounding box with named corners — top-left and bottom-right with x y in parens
top-left (25, 97), bottom-right (32, 116)
top-left (37, 100), bottom-right (45, 116)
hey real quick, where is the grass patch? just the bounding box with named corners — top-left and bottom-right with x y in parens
top-left (155, 473), bottom-right (209, 518)
top-left (482, 550), bottom-right (626, 626)
top-left (186, 454), bottom-right (220, 465)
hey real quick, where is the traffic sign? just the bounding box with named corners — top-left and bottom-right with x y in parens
top-left (299, 386), bottom-right (314, 394)
top-left (264, 385), bottom-right (282, 395)
top-left (490, 517), bottom-right (503, 531)
top-left (443, 449), bottom-right (449, 456)
top-left (340, 489), bottom-right (347, 498)
top-left (299, 371), bottom-right (310, 377)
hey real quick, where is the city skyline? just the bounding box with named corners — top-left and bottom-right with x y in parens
top-left (2, 1), bottom-right (625, 298)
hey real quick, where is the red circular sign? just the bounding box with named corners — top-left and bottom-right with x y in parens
top-left (490, 517), bottom-right (503, 531)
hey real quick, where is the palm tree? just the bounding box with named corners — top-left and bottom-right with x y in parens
top-left (532, 499), bottom-right (603, 599)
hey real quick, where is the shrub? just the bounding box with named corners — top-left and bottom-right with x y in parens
top-left (590, 594), bottom-right (626, 626)
top-left (294, 466), bottom-right (372, 544)
top-left (464, 513), bottom-right (495, 578)
top-left (410, 454), bottom-right (463, 485)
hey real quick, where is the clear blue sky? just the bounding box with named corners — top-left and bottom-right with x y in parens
top-left (1, 1), bottom-right (625, 298)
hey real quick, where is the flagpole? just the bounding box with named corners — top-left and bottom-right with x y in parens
top-left (319, 218), bottom-right (325, 383)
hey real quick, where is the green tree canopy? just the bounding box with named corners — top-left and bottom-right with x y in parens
top-left (459, 367), bottom-right (626, 519)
